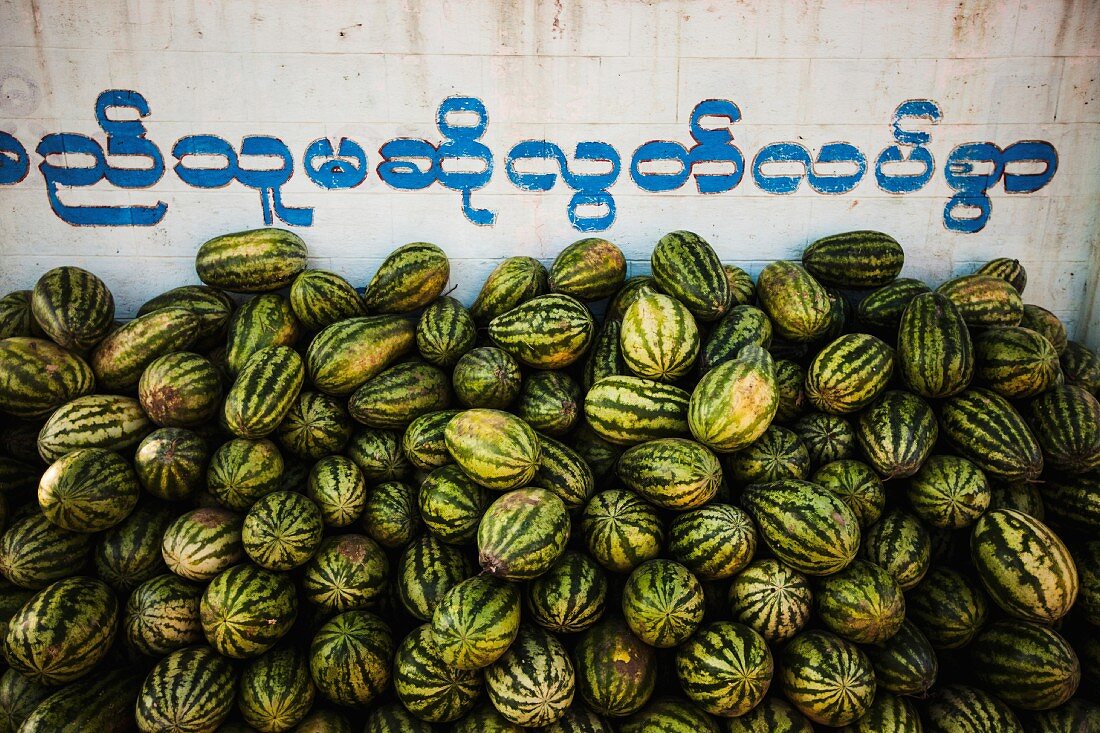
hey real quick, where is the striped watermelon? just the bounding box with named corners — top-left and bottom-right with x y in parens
top-left (977, 256), bottom-right (1027, 293)
top-left (575, 615), bottom-right (656, 717)
top-left (402, 409), bottom-right (462, 470)
top-left (941, 388), bottom-right (1043, 481)
top-left (293, 709), bottom-right (354, 733)
top-left (485, 624), bottom-right (575, 727)
top-left (0, 513), bottom-right (92, 589)
top-left (242, 490), bottom-right (324, 570)
top-left (1022, 303), bottom-right (1068, 354)
top-left (866, 619), bottom-right (938, 697)
top-left (37, 447), bottom-right (138, 532)
top-left (224, 345), bottom-right (305, 439)
top-left (1042, 474), bottom-right (1100, 533)
top-left (138, 284), bottom-right (234, 349)
top-left (307, 455), bottom-right (367, 527)
top-left (207, 437), bottom-right (284, 511)
top-left (363, 242), bottom-right (450, 314)
top-left (488, 293), bottom-right (595, 369)
top-left (793, 412), bottom-right (855, 467)
top-left (584, 375), bottom-right (690, 446)
top-left (138, 351), bottom-right (223, 428)
top-left (773, 359), bottom-right (807, 423)
top-left (700, 305), bottom-right (772, 373)
top-left (397, 534), bottom-right (473, 621)
top-left (16, 668), bottom-right (141, 733)
top-left (549, 238), bottom-right (627, 301)
top-left (301, 534), bottom-right (388, 613)
top-left (650, 231), bottom-right (730, 321)
top-left (815, 559), bottom-right (905, 644)
top-left (989, 480), bottom-right (1045, 518)
top-left (0, 338), bottom-right (95, 419)
top-left (727, 426), bottom-right (811, 485)
top-left (908, 454), bottom-right (989, 529)
top-left (616, 438), bottom-right (721, 511)
top-left (725, 264), bottom-right (756, 306)
top-left (308, 610), bottom-right (393, 706)
top-left (306, 315), bottom-right (416, 396)
top-left (1061, 340), bottom-right (1100, 394)
top-left (36, 394), bottom-right (151, 462)
top-left (123, 573), bottom-right (204, 656)
top-left (225, 293), bottom-right (302, 374)
top-left (668, 503), bottom-right (756, 580)
top-left (722, 696), bottom-right (811, 732)
top-left (196, 227), bottom-right (307, 292)
top-left (161, 507), bottom-right (244, 582)
top-left (362, 480), bottom-right (421, 548)
top-left (417, 296), bottom-right (476, 368)
top-left (968, 620), bottom-right (1079, 711)
top-left (0, 290), bottom-right (39, 339)
top-left (350, 360), bottom-right (451, 428)
top-left (275, 390), bottom-right (352, 460)
top-left (860, 509), bottom-right (930, 591)
top-left (897, 292), bottom-right (974, 398)
top-left (419, 464), bottom-right (490, 544)
top-left (580, 489), bottom-right (663, 573)
top-left (238, 647), bottom-right (316, 732)
top-left (974, 326), bottom-right (1062, 398)
top-left (619, 292), bottom-right (700, 382)
top-left (756, 261), bottom-right (832, 342)
top-left (805, 334), bottom-right (894, 414)
top-left (688, 346), bottom-right (778, 453)
top-left (445, 409), bottom-right (541, 491)
top-left (1021, 699), bottom-right (1100, 732)
top-left (608, 276), bottom-right (658, 322)
top-left (533, 435), bottom-right (594, 509)
top-left (200, 562), bottom-right (297, 658)
top-left (516, 371), bottom-right (581, 437)
top-left (802, 230), bottom-right (904, 288)
top-left (1030, 384), bottom-right (1100, 473)
top-left (583, 320), bottom-right (626, 392)
top-left (93, 499), bottom-right (175, 591)
top-left (471, 256), bottom-right (549, 325)
top-left (90, 307), bottom-right (199, 390)
top-left (907, 567), bottom-right (989, 649)
top-left (31, 266), bottom-right (115, 351)
top-left (675, 621), bottom-right (772, 717)
top-left (924, 685), bottom-right (1023, 733)
top-left (857, 279), bottom-right (933, 332)
top-left (4, 576), bottom-right (118, 684)
top-left (453, 347), bottom-right (522, 409)
top-left (779, 630), bottom-right (875, 727)
top-left (622, 559), bottom-right (704, 647)
top-left (971, 508), bottom-right (1078, 623)
top-left (741, 480), bottom-right (860, 576)
top-left (289, 268), bottom-right (364, 330)
top-left (936, 273), bottom-right (1024, 327)
top-left (478, 488), bottom-right (569, 580)
top-left (527, 551), bottom-right (608, 633)
top-left (393, 624), bottom-right (483, 722)
top-left (835, 691), bottom-right (920, 733)
top-left (135, 646), bottom-right (236, 732)
top-left (570, 420), bottom-right (623, 480)
top-left (0, 669), bottom-right (50, 733)
top-left (622, 698), bottom-right (719, 732)
top-left (432, 574), bottom-right (521, 670)
top-left (855, 390), bottom-right (937, 479)
top-left (812, 459), bottom-right (884, 529)
top-left (365, 703), bottom-right (435, 733)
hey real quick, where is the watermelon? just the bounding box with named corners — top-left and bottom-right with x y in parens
top-left (0, 669), bottom-right (51, 733)
top-left (527, 551), bottom-right (608, 634)
top-left (445, 409), bottom-right (541, 491)
top-left (855, 390), bottom-right (937, 479)
top-left (307, 455), bottom-right (367, 527)
top-left (478, 488), bottom-right (569, 580)
top-left (699, 305), bottom-right (772, 373)
top-left (1077, 541), bottom-right (1100, 625)
top-left (907, 567), bottom-right (989, 649)
top-left (242, 490), bottom-right (324, 570)
top-left (402, 409), bottom-right (462, 470)
top-left (969, 619), bottom-right (1079, 711)
top-left (580, 489), bottom-right (663, 573)
top-left (570, 420), bottom-right (623, 480)
top-left (650, 231), bottom-right (730, 321)
top-left (811, 459), bottom-right (884, 528)
top-left (238, 647), bottom-right (316, 732)
top-left (123, 572), bottom-right (204, 656)
top-left (688, 346), bottom-right (778, 452)
top-left (805, 334), bottom-right (894, 414)
top-left (453, 347), bottom-right (522, 409)
top-left (1021, 699), bottom-right (1100, 733)
top-left (974, 325), bottom-right (1062, 399)
top-left (196, 227), bottom-right (307, 292)
top-left (470, 256), bottom-right (549, 325)
top-left (393, 623), bottom-right (485, 722)
top-left (275, 391), bottom-right (352, 460)
top-left (485, 624), bottom-right (575, 727)
top-left (779, 630), bottom-right (875, 727)
top-left (0, 512), bottom-right (92, 589)
top-left (772, 359), bottom-right (807, 423)
top-left (896, 292), bottom-right (974, 398)
top-left (989, 480), bottom-right (1045, 518)
top-left (727, 426), bottom-right (810, 485)
top-left (756, 261), bottom-right (832, 342)
top-left (306, 315), bottom-right (416, 396)
top-left (549, 238), bottom-right (627, 301)
top-left (860, 509), bottom-right (930, 591)
top-left (90, 307), bottom-right (199, 390)
top-left (296, 710), bottom-right (354, 733)
top-left (93, 499), bottom-right (175, 591)
top-left (815, 559), bottom-right (905, 644)
top-left (866, 619), bottom-right (938, 697)
top-left (856, 278), bottom-right (931, 329)
top-left (138, 351), bottom-right (223, 428)
top-left (741, 480), bottom-right (860, 576)
top-left (31, 266), bottom-right (115, 351)
top-left (621, 698), bottom-right (720, 732)
top-left (722, 696), bottom-right (811, 732)
top-left (575, 616), bottom-right (656, 717)
top-left (907, 454), bottom-right (990, 529)
top-left (488, 293), bottom-right (595, 369)
top-left (431, 574), bottom-right (520, 669)
top-left (793, 412), bottom-right (855, 467)
top-left (225, 293), bottom-right (302, 374)
top-left (349, 360), bottom-right (451, 428)
top-left (200, 562), bottom-right (297, 658)
top-left (724, 264), bottom-right (756, 306)
top-left (17, 669), bottom-right (139, 732)
top-left (0, 290), bottom-right (39, 339)
top-left (161, 507), bottom-right (244, 582)
top-left (667, 503), bottom-right (756, 580)
top-left (584, 375), bottom-right (690, 446)
top-left (835, 691), bottom-right (920, 733)
top-left (1042, 474), bottom-right (1100, 533)
top-left (801, 230), bottom-right (904, 288)
top-left (584, 319), bottom-right (627, 391)
top-left (1021, 303), bottom-right (1068, 354)
top-left (308, 610), bottom-right (393, 706)
top-left (619, 292), bottom-right (700, 382)
top-left (417, 295), bottom-right (477, 368)
top-left (363, 242), bottom-right (450, 313)
top-left (1061, 340), bottom-right (1100, 394)
top-left (727, 559), bottom-right (811, 645)
top-left (622, 559), bottom-right (704, 647)
top-left (533, 435), bottom-right (595, 509)
top-left (941, 388), bottom-right (1043, 481)
top-left (608, 276), bottom-right (658, 322)
top-left (207, 437), bottom-right (284, 511)
top-left (137, 284), bottom-right (234, 349)
top-left (418, 463), bottom-right (490, 544)
top-left (301, 534), bottom-right (388, 613)
top-left (37, 447), bottom-right (140, 532)
top-left (362, 480), bottom-right (421, 548)
top-left (936, 273), bottom-right (1023, 327)
top-left (0, 338), bottom-right (95, 419)
top-left (224, 345), bottom-right (305, 439)
top-left (675, 621), bottom-right (772, 717)
top-left (976, 256), bottom-right (1027, 293)
top-left (924, 685), bottom-right (1023, 733)
top-left (516, 371), bottom-right (581, 437)
top-left (365, 703), bottom-right (435, 733)
top-left (616, 438), bottom-right (720, 511)
top-left (36, 394), bottom-right (152, 462)
top-left (1030, 384), bottom-right (1100, 473)
top-left (289, 268), bottom-right (364, 330)
top-left (4, 576), bottom-right (118, 684)
top-left (397, 534), bottom-right (473, 621)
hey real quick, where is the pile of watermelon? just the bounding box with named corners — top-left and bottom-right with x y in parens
top-left (0, 226), bottom-right (1097, 732)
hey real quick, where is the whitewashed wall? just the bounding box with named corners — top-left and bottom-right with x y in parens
top-left (0, 0), bottom-right (1098, 343)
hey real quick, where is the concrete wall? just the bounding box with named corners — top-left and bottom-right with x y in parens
top-left (0, 0), bottom-right (1097, 342)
